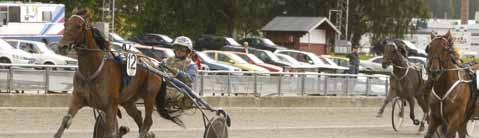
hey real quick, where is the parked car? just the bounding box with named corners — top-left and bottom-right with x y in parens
top-left (360, 56), bottom-right (390, 73)
top-left (134, 45), bottom-right (175, 61)
top-left (408, 56), bottom-right (427, 65)
top-left (360, 56), bottom-right (427, 73)
top-left (231, 52), bottom-right (283, 72)
top-left (194, 51), bottom-right (242, 73)
top-left (194, 35), bottom-right (241, 51)
top-left (202, 50), bottom-right (269, 72)
top-left (0, 39), bottom-right (35, 65)
top-left (238, 37), bottom-right (287, 52)
top-left (400, 40), bottom-right (427, 57)
top-left (322, 55), bottom-right (366, 73)
top-left (274, 53), bottom-right (317, 72)
top-left (274, 49), bottom-right (348, 73)
top-left (221, 46), bottom-right (291, 67)
top-left (129, 33), bottom-right (174, 48)
top-left (5, 39), bottom-right (77, 67)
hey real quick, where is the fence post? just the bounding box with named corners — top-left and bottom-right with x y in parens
top-left (300, 74), bottom-right (306, 96)
top-left (277, 74), bottom-right (282, 96)
top-left (226, 72), bottom-right (231, 96)
top-left (7, 67), bottom-right (13, 93)
top-left (365, 76), bottom-right (370, 96)
top-left (44, 67), bottom-right (50, 94)
top-left (254, 73), bottom-right (258, 97)
top-left (345, 76), bottom-right (349, 96)
top-left (324, 75), bottom-right (328, 96)
top-left (199, 72), bottom-right (204, 96)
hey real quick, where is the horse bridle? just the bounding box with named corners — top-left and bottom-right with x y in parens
top-left (427, 36), bottom-right (462, 80)
top-left (68, 15), bottom-right (108, 82)
top-left (385, 42), bottom-right (411, 80)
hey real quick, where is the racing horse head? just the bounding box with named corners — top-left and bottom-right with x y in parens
top-left (59, 8), bottom-right (108, 55)
top-left (382, 39), bottom-right (409, 69)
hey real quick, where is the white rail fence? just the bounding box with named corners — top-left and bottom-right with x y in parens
top-left (0, 64), bottom-right (390, 96)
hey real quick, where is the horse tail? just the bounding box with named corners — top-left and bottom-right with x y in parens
top-left (155, 79), bottom-right (186, 127)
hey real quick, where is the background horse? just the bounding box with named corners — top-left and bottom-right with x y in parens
top-left (425, 31), bottom-right (477, 138)
top-left (54, 8), bottom-right (178, 138)
top-left (377, 39), bottom-right (429, 131)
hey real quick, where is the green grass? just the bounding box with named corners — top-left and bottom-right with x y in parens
top-left (359, 54), bottom-right (373, 60)
top-left (462, 57), bottom-right (479, 63)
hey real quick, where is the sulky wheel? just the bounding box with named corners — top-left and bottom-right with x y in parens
top-left (93, 111), bottom-right (106, 138)
top-left (204, 116), bottom-right (229, 138)
top-left (391, 97), bottom-right (405, 132)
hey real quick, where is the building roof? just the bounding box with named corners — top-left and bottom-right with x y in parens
top-left (261, 17), bottom-right (340, 34)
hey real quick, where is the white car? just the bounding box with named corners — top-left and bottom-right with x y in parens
top-left (361, 56), bottom-right (427, 73)
top-left (274, 49), bottom-right (348, 73)
top-left (0, 39), bottom-right (35, 65)
top-left (5, 39), bottom-right (78, 66)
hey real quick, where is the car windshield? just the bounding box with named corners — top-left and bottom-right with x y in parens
top-left (308, 53), bottom-right (325, 65)
top-left (276, 54), bottom-right (300, 65)
top-left (228, 54), bottom-right (248, 64)
top-left (262, 38), bottom-right (276, 46)
top-left (248, 54), bottom-right (265, 63)
top-left (0, 40), bottom-right (15, 50)
top-left (263, 50), bottom-right (280, 61)
top-left (137, 48), bottom-right (168, 59)
top-left (225, 37), bottom-right (240, 46)
top-left (159, 35), bottom-right (173, 43)
top-left (110, 33), bottom-right (125, 42)
top-left (196, 52), bottom-right (216, 63)
top-left (37, 43), bottom-right (56, 54)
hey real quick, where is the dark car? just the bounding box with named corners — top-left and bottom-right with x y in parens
top-left (238, 37), bottom-right (287, 52)
top-left (129, 33), bottom-right (174, 48)
top-left (221, 46), bottom-right (290, 67)
top-left (194, 35), bottom-right (241, 51)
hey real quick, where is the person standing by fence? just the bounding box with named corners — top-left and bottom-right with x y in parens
top-left (347, 47), bottom-right (360, 74)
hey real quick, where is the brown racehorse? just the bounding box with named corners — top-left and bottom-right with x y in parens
top-left (379, 39), bottom-right (430, 132)
top-left (53, 8), bottom-right (176, 138)
top-left (424, 31), bottom-right (478, 138)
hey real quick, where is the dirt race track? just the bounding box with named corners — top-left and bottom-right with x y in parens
top-left (2, 106), bottom-right (479, 138)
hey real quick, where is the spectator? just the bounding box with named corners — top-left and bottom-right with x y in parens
top-left (243, 41), bottom-right (249, 54)
top-left (347, 47), bottom-right (360, 74)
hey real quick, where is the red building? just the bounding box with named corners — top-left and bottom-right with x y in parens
top-left (261, 17), bottom-right (340, 55)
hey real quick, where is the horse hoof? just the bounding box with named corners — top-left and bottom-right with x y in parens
top-left (418, 125), bottom-right (425, 132)
top-left (147, 132), bottom-right (156, 138)
top-left (54, 134), bottom-right (61, 138)
top-left (376, 113), bottom-right (383, 118)
top-left (119, 126), bottom-right (129, 135)
top-left (413, 120), bottom-right (420, 125)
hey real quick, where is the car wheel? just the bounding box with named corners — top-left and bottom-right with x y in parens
top-left (0, 58), bottom-right (11, 69)
top-left (43, 62), bottom-right (57, 70)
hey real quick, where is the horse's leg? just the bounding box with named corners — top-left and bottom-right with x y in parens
top-left (105, 104), bottom-right (120, 138)
top-left (425, 117), bottom-right (441, 138)
top-left (407, 97), bottom-right (420, 125)
top-left (377, 88), bottom-right (395, 117)
top-left (54, 94), bottom-right (85, 138)
top-left (458, 121), bottom-right (467, 138)
top-left (121, 99), bottom-right (143, 133)
top-left (139, 93), bottom-right (156, 138)
top-left (416, 91), bottom-right (429, 132)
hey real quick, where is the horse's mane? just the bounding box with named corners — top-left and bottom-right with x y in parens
top-left (92, 28), bottom-right (110, 51)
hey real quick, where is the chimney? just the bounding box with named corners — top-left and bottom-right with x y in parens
top-left (461, 0), bottom-right (469, 24)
